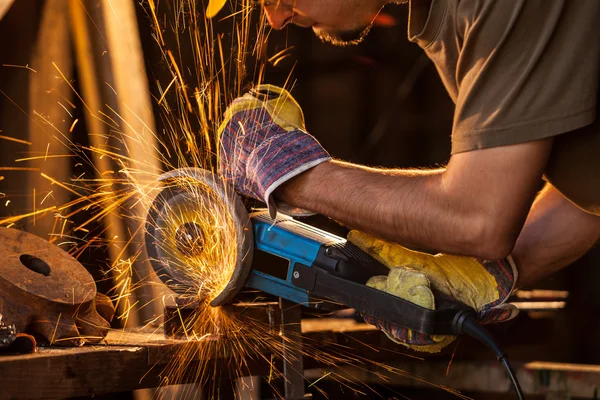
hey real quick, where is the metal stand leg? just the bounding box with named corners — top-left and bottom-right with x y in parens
top-left (235, 375), bottom-right (261, 400)
top-left (279, 298), bottom-right (311, 400)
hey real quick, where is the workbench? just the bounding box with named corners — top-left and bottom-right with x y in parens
top-left (1, 317), bottom-right (599, 399)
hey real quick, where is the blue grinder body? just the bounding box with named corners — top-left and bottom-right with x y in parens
top-left (246, 212), bottom-right (381, 308)
top-left (243, 212), bottom-right (476, 336)
top-left (247, 213), bottom-right (324, 306)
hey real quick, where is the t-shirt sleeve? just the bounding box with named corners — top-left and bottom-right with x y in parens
top-left (451, 0), bottom-right (600, 154)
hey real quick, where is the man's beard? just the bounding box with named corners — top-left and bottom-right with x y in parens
top-left (314, 24), bottom-right (372, 47)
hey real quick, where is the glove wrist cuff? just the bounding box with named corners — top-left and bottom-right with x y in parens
top-left (265, 157), bottom-right (330, 218)
top-left (248, 130), bottom-right (331, 218)
top-left (505, 254), bottom-right (518, 298)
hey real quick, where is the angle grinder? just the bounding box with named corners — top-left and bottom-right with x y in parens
top-left (145, 168), bottom-right (525, 399)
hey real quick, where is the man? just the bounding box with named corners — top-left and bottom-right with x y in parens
top-left (211, 0), bottom-right (600, 351)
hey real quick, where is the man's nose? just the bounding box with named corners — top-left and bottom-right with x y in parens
top-left (264, 4), bottom-right (294, 30)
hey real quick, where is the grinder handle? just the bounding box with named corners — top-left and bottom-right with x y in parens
top-left (291, 263), bottom-right (476, 336)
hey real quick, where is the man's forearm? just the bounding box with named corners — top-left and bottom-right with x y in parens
top-left (277, 160), bottom-right (510, 258)
top-left (278, 160), bottom-right (449, 250)
top-left (275, 139), bottom-right (551, 259)
top-left (512, 184), bottom-right (600, 287)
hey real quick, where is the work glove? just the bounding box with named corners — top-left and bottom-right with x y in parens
top-left (218, 84), bottom-right (331, 218)
top-left (348, 231), bottom-right (519, 353)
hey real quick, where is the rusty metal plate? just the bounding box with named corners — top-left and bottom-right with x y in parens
top-left (0, 228), bottom-right (113, 345)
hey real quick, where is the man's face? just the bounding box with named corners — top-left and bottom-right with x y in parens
top-left (261, 0), bottom-right (386, 46)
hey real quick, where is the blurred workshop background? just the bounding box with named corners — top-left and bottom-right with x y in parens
top-left (0, 1), bottom-right (599, 399)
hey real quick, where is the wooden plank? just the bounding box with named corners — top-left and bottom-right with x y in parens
top-left (96, 0), bottom-right (164, 325)
top-left (68, 0), bottom-right (137, 327)
top-left (0, 328), bottom-right (235, 399)
top-left (68, 0), bottom-right (164, 327)
top-left (0, 345), bottom-right (157, 399)
top-left (305, 360), bottom-right (600, 399)
top-left (0, 1), bottom-right (41, 222)
top-left (26, 0), bottom-right (72, 238)
top-left (2, 325), bottom-right (600, 399)
top-left (1, 319), bottom-right (599, 399)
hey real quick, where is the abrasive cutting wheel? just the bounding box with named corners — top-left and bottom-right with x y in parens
top-left (145, 168), bottom-right (253, 307)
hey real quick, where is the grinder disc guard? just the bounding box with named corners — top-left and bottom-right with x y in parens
top-left (145, 168), bottom-right (253, 306)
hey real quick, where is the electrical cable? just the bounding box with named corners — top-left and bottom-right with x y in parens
top-left (454, 313), bottom-right (525, 400)
top-left (501, 356), bottom-right (525, 400)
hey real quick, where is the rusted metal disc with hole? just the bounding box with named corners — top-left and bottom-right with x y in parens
top-left (0, 228), bottom-right (111, 345)
top-left (0, 228), bottom-right (96, 305)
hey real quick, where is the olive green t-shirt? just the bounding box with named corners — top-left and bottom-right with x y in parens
top-left (408, 0), bottom-right (600, 215)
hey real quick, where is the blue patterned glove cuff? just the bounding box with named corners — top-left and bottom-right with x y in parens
top-left (248, 129), bottom-right (331, 218)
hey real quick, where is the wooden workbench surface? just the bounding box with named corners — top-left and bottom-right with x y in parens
top-left (0, 329), bottom-right (177, 399)
top-left (0, 320), bottom-right (379, 399)
top-left (2, 319), bottom-right (600, 399)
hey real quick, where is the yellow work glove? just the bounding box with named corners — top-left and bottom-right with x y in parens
top-left (218, 84), bottom-right (330, 218)
top-left (206, 0), bottom-right (226, 18)
top-left (348, 231), bottom-right (519, 353)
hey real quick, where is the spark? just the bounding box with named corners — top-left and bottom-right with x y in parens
top-left (50, 312), bottom-right (62, 345)
top-left (0, 135), bottom-right (32, 145)
top-left (158, 76), bottom-right (178, 105)
top-left (105, 82), bottom-right (118, 96)
top-left (0, 205), bottom-right (57, 225)
top-left (0, 167), bottom-right (39, 171)
top-left (0, 0), bottom-right (470, 397)
top-left (41, 172), bottom-right (83, 197)
top-left (33, 188), bottom-right (36, 226)
top-left (308, 371), bottom-right (332, 387)
top-left (69, 119), bottom-right (79, 133)
top-left (15, 155), bottom-right (74, 162)
top-left (167, 49), bottom-right (193, 113)
top-left (2, 63), bottom-right (37, 73)
top-left (268, 46), bottom-right (294, 66)
top-left (52, 62), bottom-right (93, 114)
top-left (58, 101), bottom-right (74, 117)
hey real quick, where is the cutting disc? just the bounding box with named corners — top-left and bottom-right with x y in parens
top-left (145, 168), bottom-right (253, 307)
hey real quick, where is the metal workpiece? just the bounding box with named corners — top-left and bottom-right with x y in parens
top-left (0, 227), bottom-right (114, 345)
top-left (0, 323), bottom-right (36, 354)
top-left (0, 316), bottom-right (16, 349)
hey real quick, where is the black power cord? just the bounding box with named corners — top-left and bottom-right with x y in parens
top-left (453, 312), bottom-right (525, 400)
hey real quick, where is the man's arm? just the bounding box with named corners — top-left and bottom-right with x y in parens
top-left (512, 184), bottom-right (600, 287)
top-left (276, 138), bottom-right (553, 260)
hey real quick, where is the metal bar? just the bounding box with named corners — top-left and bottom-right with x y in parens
top-left (235, 376), bottom-right (261, 400)
top-left (27, 0), bottom-right (72, 238)
top-left (279, 298), bottom-right (310, 400)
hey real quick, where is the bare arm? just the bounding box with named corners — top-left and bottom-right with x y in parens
top-left (277, 139), bottom-right (553, 260)
top-left (512, 184), bottom-right (600, 287)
